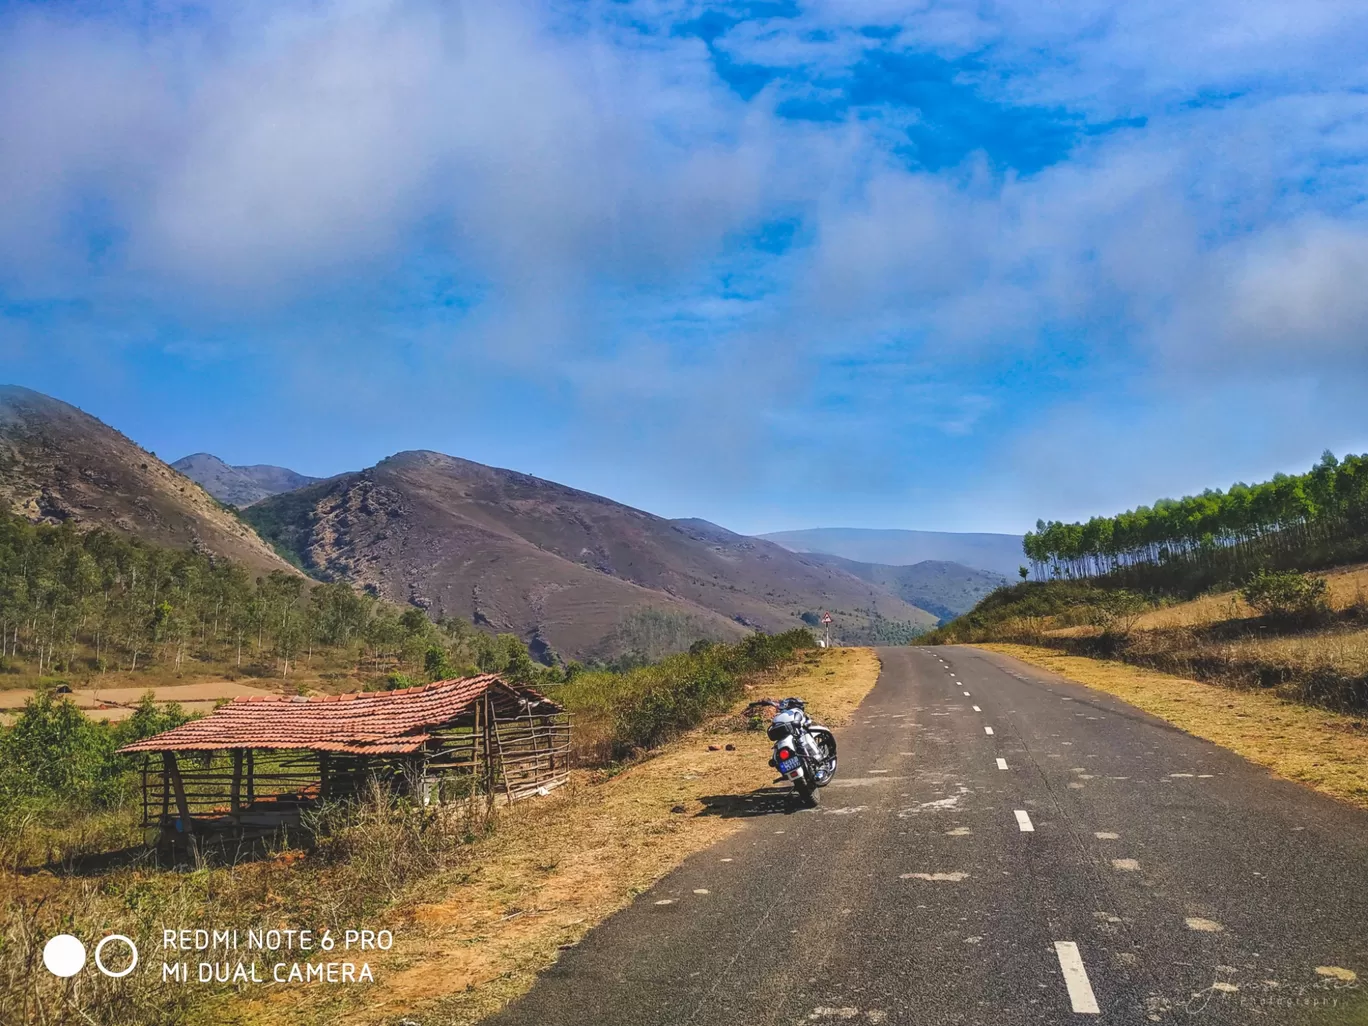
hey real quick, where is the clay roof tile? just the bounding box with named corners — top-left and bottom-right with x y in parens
top-left (117, 675), bottom-right (561, 756)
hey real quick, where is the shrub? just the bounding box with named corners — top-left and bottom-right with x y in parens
top-left (380, 672), bottom-right (418, 691)
top-left (0, 690), bottom-right (122, 809)
top-left (559, 628), bottom-right (815, 762)
top-left (1241, 569), bottom-right (1330, 621)
top-left (1085, 590), bottom-right (1149, 635)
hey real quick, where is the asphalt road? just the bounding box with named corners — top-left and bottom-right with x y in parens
top-left (483, 646), bottom-right (1368, 1025)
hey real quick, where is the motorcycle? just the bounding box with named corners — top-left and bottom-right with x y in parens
top-left (750, 697), bottom-right (838, 807)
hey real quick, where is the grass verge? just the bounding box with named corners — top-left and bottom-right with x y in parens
top-left (227, 646), bottom-right (881, 1026)
top-left (976, 643), bottom-right (1368, 810)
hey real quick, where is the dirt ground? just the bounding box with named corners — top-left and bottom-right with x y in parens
top-left (977, 643), bottom-right (1368, 810)
top-left (0, 681), bottom-right (278, 721)
top-left (225, 647), bottom-right (883, 1026)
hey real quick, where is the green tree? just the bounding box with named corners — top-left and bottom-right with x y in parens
top-left (0, 690), bottom-right (120, 806)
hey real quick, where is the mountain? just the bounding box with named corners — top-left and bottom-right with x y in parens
top-left (759, 527), bottom-right (1026, 577)
top-left (0, 386), bottom-right (299, 576)
top-left (172, 452), bottom-right (320, 507)
top-left (797, 554), bottom-right (1006, 623)
top-left (244, 453), bottom-right (939, 660)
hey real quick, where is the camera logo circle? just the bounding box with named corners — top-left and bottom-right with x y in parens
top-left (43, 935), bottom-right (86, 978)
top-left (95, 935), bottom-right (139, 978)
top-left (43, 934), bottom-right (138, 978)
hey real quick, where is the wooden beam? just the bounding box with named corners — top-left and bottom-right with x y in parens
top-left (246, 748), bottom-right (256, 805)
top-left (162, 751), bottom-right (194, 836)
top-left (230, 749), bottom-right (243, 814)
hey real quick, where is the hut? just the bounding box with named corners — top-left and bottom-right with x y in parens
top-left (117, 674), bottom-right (569, 846)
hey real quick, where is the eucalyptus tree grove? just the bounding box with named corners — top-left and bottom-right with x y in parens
top-left (1023, 452), bottom-right (1368, 586)
top-left (0, 510), bottom-right (535, 680)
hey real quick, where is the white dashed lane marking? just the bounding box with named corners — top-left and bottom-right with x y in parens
top-left (1015, 810), bottom-right (1034, 832)
top-left (984, 726), bottom-right (994, 735)
top-left (996, 758), bottom-right (1009, 770)
top-left (1054, 941), bottom-right (1101, 1014)
top-left (1185, 917), bottom-right (1224, 932)
top-left (972, 705), bottom-right (981, 712)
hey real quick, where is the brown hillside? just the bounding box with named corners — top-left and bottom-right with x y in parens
top-left (246, 451), bottom-right (935, 659)
top-left (0, 385), bottom-right (299, 577)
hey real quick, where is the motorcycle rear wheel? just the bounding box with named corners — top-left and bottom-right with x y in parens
top-left (812, 731), bottom-right (837, 787)
top-left (795, 780), bottom-right (819, 808)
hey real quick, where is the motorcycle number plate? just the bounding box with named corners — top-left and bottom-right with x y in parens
top-left (778, 756), bottom-right (801, 774)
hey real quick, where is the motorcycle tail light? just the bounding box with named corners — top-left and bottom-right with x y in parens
top-left (778, 748), bottom-right (793, 761)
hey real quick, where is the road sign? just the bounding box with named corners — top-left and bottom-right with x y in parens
top-left (821, 613), bottom-right (832, 624)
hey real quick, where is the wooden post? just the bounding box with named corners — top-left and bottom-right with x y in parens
top-left (471, 695), bottom-right (483, 796)
top-left (319, 752), bottom-right (331, 801)
top-left (162, 751), bottom-right (193, 837)
top-left (246, 749), bottom-right (255, 805)
top-left (524, 701), bottom-right (545, 789)
top-left (230, 749), bottom-right (243, 815)
top-left (481, 694), bottom-right (496, 799)
top-left (489, 710), bottom-right (513, 805)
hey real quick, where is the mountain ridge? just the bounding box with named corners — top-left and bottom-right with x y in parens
top-left (759, 527), bottom-right (1026, 577)
top-left (0, 385), bottom-right (299, 577)
top-left (245, 450), bottom-right (940, 659)
top-left (796, 553), bottom-right (1007, 622)
top-left (172, 453), bottom-right (321, 508)
top-left (0, 387), bottom-right (948, 661)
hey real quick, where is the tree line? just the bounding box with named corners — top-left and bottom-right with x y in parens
top-left (1023, 451), bottom-right (1368, 590)
top-left (0, 510), bottom-right (543, 683)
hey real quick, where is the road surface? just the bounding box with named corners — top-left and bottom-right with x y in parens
top-left (484, 646), bottom-right (1368, 1025)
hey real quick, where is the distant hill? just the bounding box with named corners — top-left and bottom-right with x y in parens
top-left (759, 528), bottom-right (1026, 578)
top-left (244, 453), bottom-right (939, 660)
top-left (798, 554), bottom-right (1007, 623)
top-left (172, 452), bottom-right (320, 507)
top-left (0, 386), bottom-right (299, 577)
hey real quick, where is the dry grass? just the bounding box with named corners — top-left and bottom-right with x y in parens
top-left (977, 644), bottom-right (1368, 809)
top-left (1133, 562), bottom-right (1368, 632)
top-left (225, 647), bottom-right (882, 1026)
top-left (1133, 591), bottom-right (1252, 630)
top-left (1217, 627), bottom-right (1368, 677)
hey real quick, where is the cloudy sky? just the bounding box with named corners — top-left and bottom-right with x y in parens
top-left (3, 0), bottom-right (1366, 534)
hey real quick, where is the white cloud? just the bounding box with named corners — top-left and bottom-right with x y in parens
top-left (3, 0), bottom-right (1368, 529)
top-left (0, 1), bottom-right (782, 308)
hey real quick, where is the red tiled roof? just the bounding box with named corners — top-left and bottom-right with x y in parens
top-left (118, 675), bottom-right (561, 755)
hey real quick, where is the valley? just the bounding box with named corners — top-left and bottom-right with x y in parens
top-left (0, 385), bottom-right (1002, 666)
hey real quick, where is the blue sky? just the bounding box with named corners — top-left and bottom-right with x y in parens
top-left (3, 0), bottom-right (1367, 535)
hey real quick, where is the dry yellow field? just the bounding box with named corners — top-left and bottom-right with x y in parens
top-left (1134, 561), bottom-right (1368, 631)
top-left (225, 646), bottom-right (882, 1026)
top-left (0, 681), bottom-right (278, 721)
top-left (977, 644), bottom-right (1368, 809)
top-left (1217, 627), bottom-right (1368, 677)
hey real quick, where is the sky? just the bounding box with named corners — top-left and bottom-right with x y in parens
top-left (2, 0), bottom-right (1367, 536)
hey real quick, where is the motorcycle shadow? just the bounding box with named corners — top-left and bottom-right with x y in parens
top-left (697, 787), bottom-right (809, 818)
